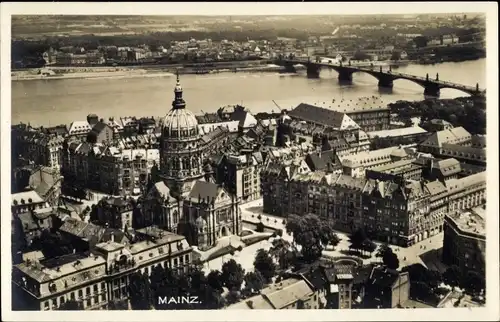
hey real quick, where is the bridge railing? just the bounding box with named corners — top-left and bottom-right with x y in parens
top-left (282, 58), bottom-right (484, 91)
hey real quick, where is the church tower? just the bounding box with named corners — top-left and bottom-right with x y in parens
top-left (159, 72), bottom-right (204, 196)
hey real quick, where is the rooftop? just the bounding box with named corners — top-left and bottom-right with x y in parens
top-left (329, 96), bottom-right (389, 113)
top-left (370, 158), bottom-right (416, 174)
top-left (12, 190), bottom-right (44, 206)
top-left (340, 146), bottom-right (399, 168)
top-left (369, 266), bottom-right (404, 289)
top-left (445, 171), bottom-right (486, 195)
top-left (261, 278), bottom-right (314, 309)
top-left (289, 103), bottom-right (359, 130)
top-left (367, 126), bottom-right (427, 139)
top-left (15, 252), bottom-right (106, 284)
top-left (420, 126), bottom-right (471, 148)
top-left (446, 208), bottom-right (486, 237)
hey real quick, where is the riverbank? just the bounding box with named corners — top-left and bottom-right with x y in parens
top-left (11, 63), bottom-right (296, 81)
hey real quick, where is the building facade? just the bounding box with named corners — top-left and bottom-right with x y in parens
top-left (261, 160), bottom-right (487, 246)
top-left (62, 142), bottom-right (159, 197)
top-left (219, 152), bottom-right (266, 203)
top-left (11, 228), bottom-right (192, 311)
top-left (442, 207), bottom-right (486, 275)
top-left (11, 125), bottom-right (65, 170)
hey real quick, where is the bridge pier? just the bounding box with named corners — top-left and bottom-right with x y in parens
top-left (338, 70), bottom-right (353, 84)
top-left (424, 83), bottom-right (441, 98)
top-left (284, 62), bottom-right (296, 73)
top-left (378, 76), bottom-right (394, 89)
top-left (306, 64), bottom-right (321, 78)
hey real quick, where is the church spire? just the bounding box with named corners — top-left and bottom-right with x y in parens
top-left (172, 69), bottom-right (186, 110)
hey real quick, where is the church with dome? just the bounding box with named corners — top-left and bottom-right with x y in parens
top-left (142, 72), bottom-right (242, 250)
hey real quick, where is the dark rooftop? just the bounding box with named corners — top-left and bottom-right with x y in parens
top-left (369, 266), bottom-right (400, 288)
top-left (39, 252), bottom-right (89, 269)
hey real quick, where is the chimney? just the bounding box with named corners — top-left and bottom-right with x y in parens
top-left (111, 233), bottom-right (115, 243)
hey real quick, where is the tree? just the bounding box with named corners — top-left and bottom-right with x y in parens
top-left (376, 244), bottom-right (399, 269)
top-left (412, 281), bottom-right (434, 301)
top-left (285, 213), bottom-right (335, 262)
top-left (189, 267), bottom-right (207, 293)
top-left (269, 238), bottom-right (295, 271)
top-left (376, 243), bottom-right (391, 258)
top-left (38, 230), bottom-right (73, 259)
top-left (221, 259), bottom-right (245, 290)
top-left (383, 249), bottom-right (400, 270)
top-left (256, 222), bottom-right (265, 232)
top-left (185, 268), bottom-right (226, 310)
top-left (349, 228), bottom-right (368, 254)
top-left (253, 249), bottom-right (276, 282)
top-left (463, 271), bottom-right (485, 295)
top-left (243, 271), bottom-right (265, 295)
top-left (401, 263), bottom-right (442, 289)
top-left (151, 265), bottom-right (179, 310)
top-left (225, 288), bottom-right (242, 305)
top-left (58, 300), bottom-right (83, 310)
top-left (413, 36), bottom-right (428, 48)
top-left (442, 265), bottom-right (462, 287)
top-left (361, 239), bottom-right (377, 256)
top-left (352, 50), bottom-right (370, 61)
top-left (107, 300), bottom-right (128, 310)
top-left (202, 286), bottom-right (226, 309)
top-left (391, 51), bottom-right (401, 61)
top-left (128, 272), bottom-right (153, 310)
top-left (207, 270), bottom-right (224, 292)
top-left (329, 234), bottom-right (341, 248)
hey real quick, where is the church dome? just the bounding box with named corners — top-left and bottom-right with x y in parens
top-left (162, 72), bottom-right (199, 139)
top-left (163, 108), bottom-right (199, 138)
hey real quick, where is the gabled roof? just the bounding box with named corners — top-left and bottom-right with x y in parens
top-left (238, 111), bottom-right (258, 129)
top-left (12, 190), bottom-right (44, 206)
top-left (189, 180), bottom-right (221, 202)
top-left (424, 180), bottom-right (447, 196)
top-left (153, 181), bottom-right (171, 199)
top-left (289, 103), bottom-right (359, 130)
top-left (68, 121), bottom-right (92, 135)
top-left (340, 146), bottom-right (397, 168)
top-left (90, 121), bottom-right (111, 135)
top-left (445, 171), bottom-right (486, 195)
top-left (368, 126), bottom-right (427, 139)
top-left (334, 174), bottom-right (367, 191)
top-left (261, 278), bottom-right (314, 309)
top-left (421, 126), bottom-right (471, 148)
top-left (434, 158), bottom-right (461, 177)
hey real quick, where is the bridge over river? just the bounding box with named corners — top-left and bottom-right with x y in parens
top-left (278, 58), bottom-right (486, 97)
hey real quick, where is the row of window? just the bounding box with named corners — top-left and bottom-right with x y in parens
top-left (43, 282), bottom-right (107, 310)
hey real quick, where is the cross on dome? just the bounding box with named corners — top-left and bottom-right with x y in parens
top-left (172, 69), bottom-right (186, 110)
top-left (174, 70), bottom-right (182, 93)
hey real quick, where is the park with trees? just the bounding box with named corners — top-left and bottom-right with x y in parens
top-left (388, 96), bottom-right (486, 135)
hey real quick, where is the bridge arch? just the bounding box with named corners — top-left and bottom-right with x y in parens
top-left (438, 85), bottom-right (481, 96)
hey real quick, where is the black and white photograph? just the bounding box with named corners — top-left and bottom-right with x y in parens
top-left (1, 2), bottom-right (498, 322)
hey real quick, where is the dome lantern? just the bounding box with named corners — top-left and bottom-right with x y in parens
top-left (172, 70), bottom-right (186, 110)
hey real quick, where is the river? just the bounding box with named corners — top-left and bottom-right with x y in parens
top-left (12, 59), bottom-right (485, 126)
